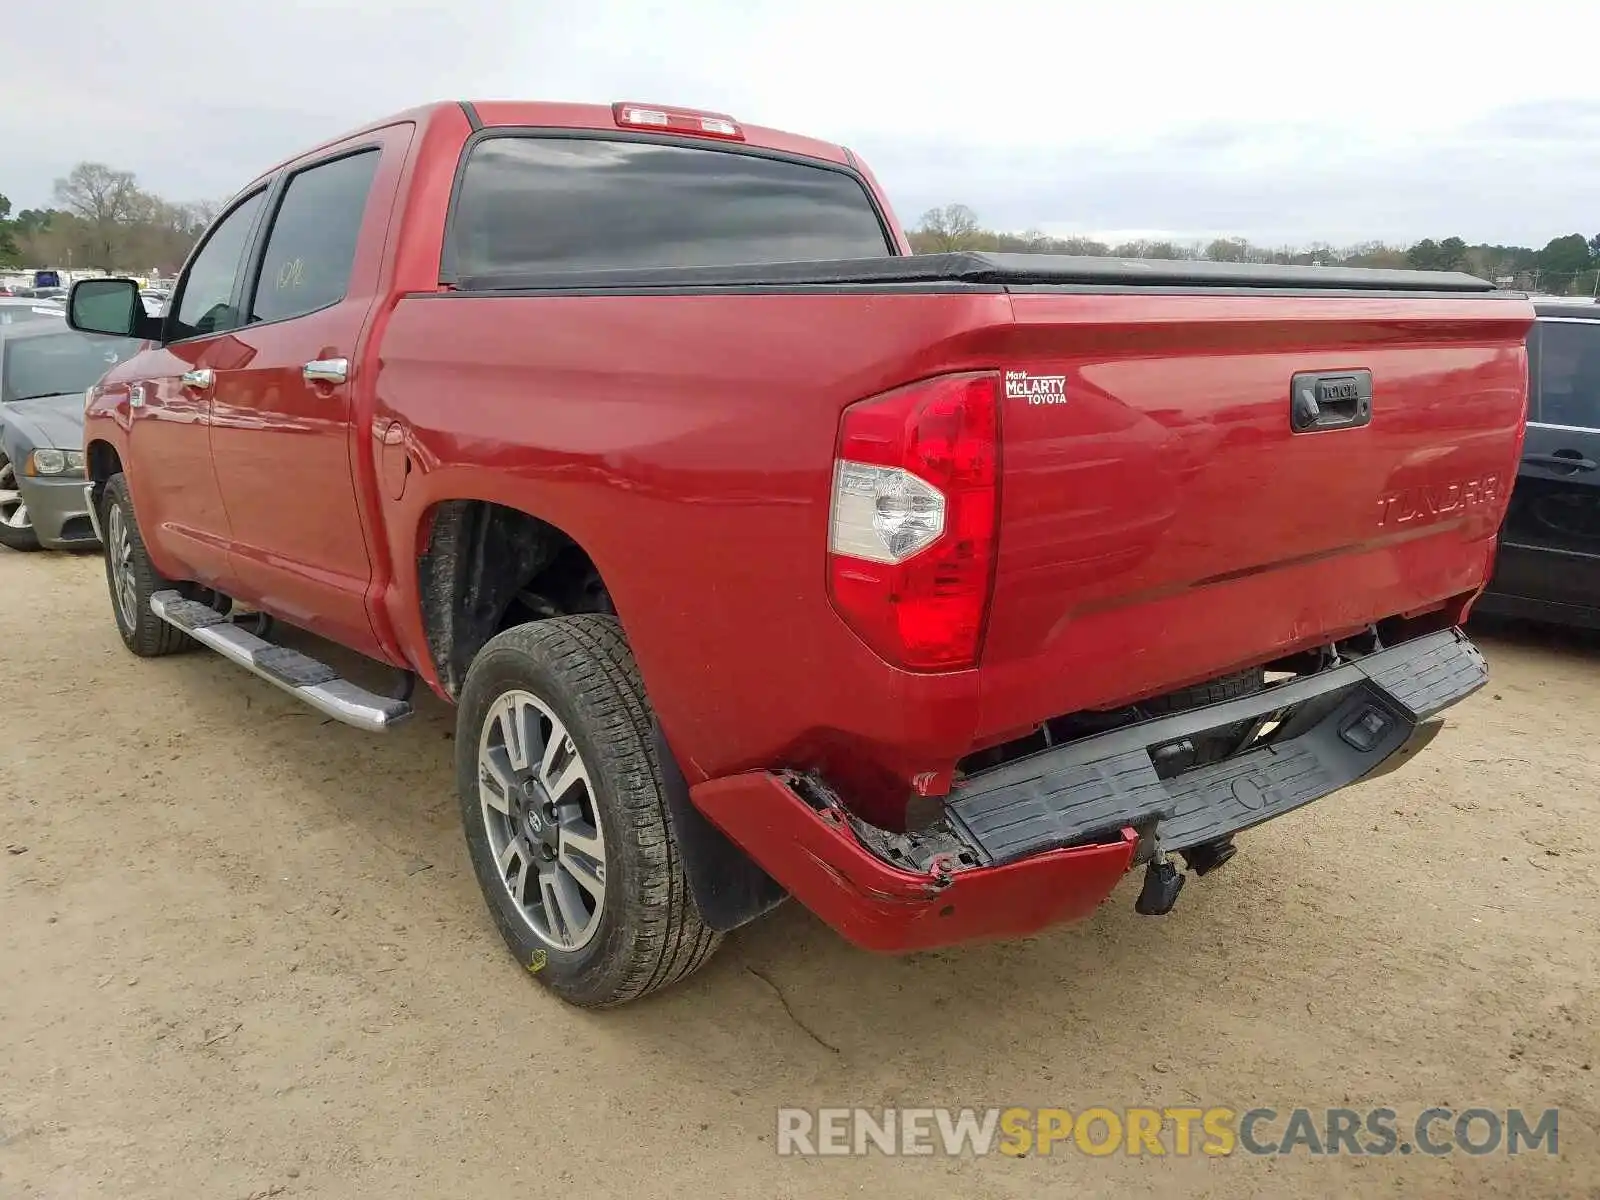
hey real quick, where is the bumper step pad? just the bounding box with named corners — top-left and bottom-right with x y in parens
top-left (946, 629), bottom-right (1486, 865)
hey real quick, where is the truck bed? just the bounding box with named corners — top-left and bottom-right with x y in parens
top-left (386, 258), bottom-right (1528, 816)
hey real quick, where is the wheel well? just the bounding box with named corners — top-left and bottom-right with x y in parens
top-left (87, 441), bottom-right (122, 489)
top-left (419, 500), bottom-right (615, 698)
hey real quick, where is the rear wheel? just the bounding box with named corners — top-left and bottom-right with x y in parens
top-left (100, 474), bottom-right (192, 657)
top-left (456, 615), bottom-right (721, 1007)
top-left (0, 453), bottom-right (41, 551)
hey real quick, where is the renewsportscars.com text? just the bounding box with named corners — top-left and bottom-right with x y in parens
top-left (775, 1106), bottom-right (1559, 1158)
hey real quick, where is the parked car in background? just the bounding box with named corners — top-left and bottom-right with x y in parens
top-left (0, 297), bottom-right (66, 326)
top-left (1477, 302), bottom-right (1600, 628)
top-left (0, 322), bottom-right (141, 551)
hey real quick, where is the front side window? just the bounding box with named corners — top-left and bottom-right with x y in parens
top-left (449, 137), bottom-right (892, 279)
top-left (171, 189), bottom-right (267, 341)
top-left (249, 150), bottom-right (380, 325)
top-left (2, 330), bottom-right (142, 403)
top-left (1536, 321), bottom-right (1600, 429)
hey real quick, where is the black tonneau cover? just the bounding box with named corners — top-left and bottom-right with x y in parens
top-left (455, 251), bottom-right (1497, 296)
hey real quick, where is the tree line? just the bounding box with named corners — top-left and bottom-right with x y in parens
top-left (0, 163), bottom-right (223, 276)
top-left (912, 204), bottom-right (1600, 296)
top-left (4, 165), bottom-right (1597, 295)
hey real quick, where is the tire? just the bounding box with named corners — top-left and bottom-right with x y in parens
top-left (100, 474), bottom-right (193, 657)
top-left (0, 452), bottom-right (42, 552)
top-left (456, 615), bottom-right (721, 1007)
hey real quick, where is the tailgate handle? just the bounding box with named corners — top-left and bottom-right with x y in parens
top-left (1290, 370), bottom-right (1372, 433)
top-left (1523, 450), bottom-right (1597, 473)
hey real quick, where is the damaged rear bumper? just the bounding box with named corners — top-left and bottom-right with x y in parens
top-left (690, 628), bottom-right (1487, 953)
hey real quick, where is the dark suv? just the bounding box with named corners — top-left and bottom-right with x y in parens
top-left (1477, 302), bottom-right (1600, 628)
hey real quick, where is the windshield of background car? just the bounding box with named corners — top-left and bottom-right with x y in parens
top-left (448, 136), bottom-right (893, 276)
top-left (1, 330), bottom-right (142, 403)
top-left (0, 303), bottom-right (65, 326)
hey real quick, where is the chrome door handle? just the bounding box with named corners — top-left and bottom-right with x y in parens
top-left (180, 368), bottom-right (214, 390)
top-left (303, 358), bottom-right (349, 385)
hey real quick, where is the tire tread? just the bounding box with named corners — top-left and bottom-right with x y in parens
top-left (103, 474), bottom-right (192, 657)
top-left (469, 615), bottom-right (720, 1006)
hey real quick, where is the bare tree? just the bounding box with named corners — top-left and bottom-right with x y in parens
top-left (1056, 236), bottom-right (1110, 257)
top-left (186, 198), bottom-right (225, 229)
top-left (1205, 237), bottom-right (1251, 262)
top-left (915, 204), bottom-right (983, 252)
top-left (52, 162), bottom-right (155, 269)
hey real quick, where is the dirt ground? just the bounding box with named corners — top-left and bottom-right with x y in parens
top-left (2, 550), bottom-right (1597, 1200)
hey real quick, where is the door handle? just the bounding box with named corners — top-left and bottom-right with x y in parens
top-left (180, 368), bottom-right (214, 390)
top-left (303, 358), bottom-right (349, 385)
top-left (1522, 451), bottom-right (1597, 473)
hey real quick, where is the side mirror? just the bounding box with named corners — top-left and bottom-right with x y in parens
top-left (68, 278), bottom-right (162, 341)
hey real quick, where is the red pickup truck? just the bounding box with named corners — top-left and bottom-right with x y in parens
top-left (67, 99), bottom-right (1530, 1007)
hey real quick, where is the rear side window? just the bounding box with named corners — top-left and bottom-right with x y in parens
top-left (448, 137), bottom-right (892, 278)
top-left (1536, 320), bottom-right (1600, 429)
top-left (250, 150), bottom-right (380, 324)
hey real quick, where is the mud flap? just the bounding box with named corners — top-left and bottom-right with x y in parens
top-left (653, 723), bottom-right (789, 932)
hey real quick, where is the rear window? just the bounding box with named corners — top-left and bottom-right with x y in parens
top-left (1535, 320), bottom-right (1600, 429)
top-left (448, 136), bottom-right (892, 278)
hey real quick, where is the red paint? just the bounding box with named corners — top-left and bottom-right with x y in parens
top-left (692, 772), bottom-right (1137, 952)
top-left (81, 100), bottom-right (1533, 951)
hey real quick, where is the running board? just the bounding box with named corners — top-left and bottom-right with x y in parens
top-left (150, 590), bottom-right (413, 732)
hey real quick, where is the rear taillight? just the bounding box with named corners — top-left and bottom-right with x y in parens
top-left (827, 372), bottom-right (1000, 671)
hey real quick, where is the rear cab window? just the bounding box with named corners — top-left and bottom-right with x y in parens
top-left (446, 136), bottom-right (893, 278)
top-left (1535, 319), bottom-right (1600, 430)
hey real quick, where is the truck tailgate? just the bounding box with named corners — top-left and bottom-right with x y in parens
top-left (978, 291), bottom-right (1531, 740)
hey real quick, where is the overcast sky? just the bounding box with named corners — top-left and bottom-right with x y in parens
top-left (4, 0), bottom-right (1596, 248)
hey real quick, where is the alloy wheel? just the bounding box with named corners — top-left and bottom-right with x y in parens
top-left (106, 502), bottom-right (139, 630)
top-left (477, 689), bottom-right (608, 951)
top-left (0, 460), bottom-right (29, 530)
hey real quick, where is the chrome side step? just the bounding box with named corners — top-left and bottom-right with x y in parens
top-left (150, 590), bottom-right (413, 732)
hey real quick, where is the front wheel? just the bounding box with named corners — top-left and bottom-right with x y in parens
top-left (100, 474), bottom-right (193, 657)
top-left (0, 453), bottom-right (41, 551)
top-left (456, 615), bottom-right (721, 1007)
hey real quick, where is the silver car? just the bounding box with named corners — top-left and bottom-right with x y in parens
top-left (0, 322), bottom-right (142, 551)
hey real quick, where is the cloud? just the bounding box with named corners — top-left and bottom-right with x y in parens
top-left (2, 1), bottom-right (1597, 250)
top-left (859, 100), bottom-right (1600, 247)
